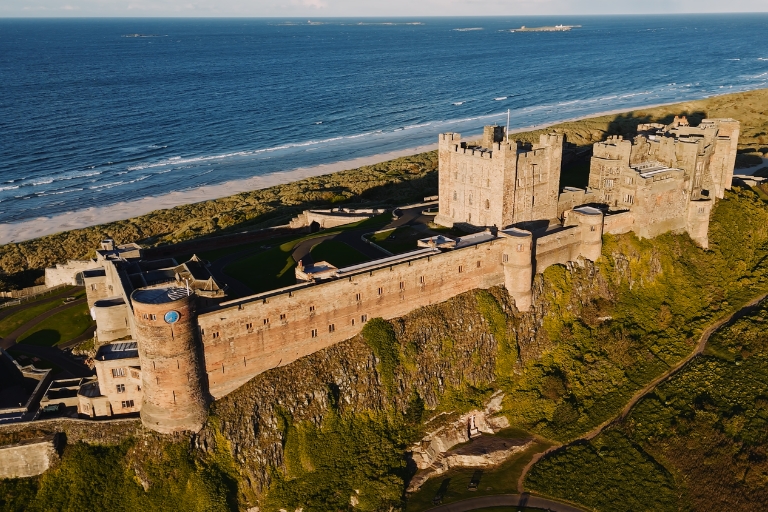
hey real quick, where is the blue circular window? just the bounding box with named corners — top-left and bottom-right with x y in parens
top-left (164, 310), bottom-right (180, 324)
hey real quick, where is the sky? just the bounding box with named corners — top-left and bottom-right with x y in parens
top-left (2, 0), bottom-right (768, 17)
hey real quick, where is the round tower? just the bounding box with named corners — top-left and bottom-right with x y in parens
top-left (686, 199), bottom-right (712, 249)
top-left (131, 287), bottom-right (210, 434)
top-left (572, 206), bottom-right (604, 262)
top-left (501, 228), bottom-right (534, 312)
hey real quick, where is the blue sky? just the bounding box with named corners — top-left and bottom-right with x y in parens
top-left (2, 0), bottom-right (767, 17)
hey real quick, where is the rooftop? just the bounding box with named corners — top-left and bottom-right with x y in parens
top-left (631, 161), bottom-right (683, 178)
top-left (132, 287), bottom-right (189, 304)
top-left (94, 296), bottom-right (126, 308)
top-left (573, 206), bottom-right (603, 216)
top-left (500, 227), bottom-right (532, 238)
top-left (95, 341), bottom-right (139, 361)
top-left (455, 230), bottom-right (496, 249)
top-left (336, 248), bottom-right (437, 276)
top-left (417, 235), bottom-right (457, 249)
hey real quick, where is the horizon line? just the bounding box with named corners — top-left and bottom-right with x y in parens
top-left (2, 12), bottom-right (768, 19)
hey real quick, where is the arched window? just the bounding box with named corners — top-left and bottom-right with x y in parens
top-left (468, 193), bottom-right (473, 205)
top-left (453, 191), bottom-right (457, 200)
top-left (485, 199), bottom-right (490, 209)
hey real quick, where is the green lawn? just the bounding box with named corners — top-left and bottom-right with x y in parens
top-left (184, 214), bottom-right (391, 264)
top-left (17, 302), bottom-right (94, 347)
top-left (405, 435), bottom-right (554, 512)
top-left (310, 240), bottom-right (369, 268)
top-left (223, 215), bottom-right (391, 294)
top-left (0, 289), bottom-right (85, 338)
top-left (223, 232), bottom-right (342, 294)
top-left (367, 226), bottom-right (426, 254)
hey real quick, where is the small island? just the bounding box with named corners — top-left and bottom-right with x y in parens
top-left (511, 24), bottom-right (581, 32)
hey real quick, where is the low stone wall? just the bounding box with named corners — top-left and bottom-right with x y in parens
top-left (0, 436), bottom-right (58, 479)
top-left (0, 284), bottom-right (49, 299)
top-left (45, 260), bottom-right (98, 287)
top-left (0, 417), bottom-right (143, 448)
top-left (289, 208), bottom-right (386, 230)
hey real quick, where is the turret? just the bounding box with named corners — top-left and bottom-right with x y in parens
top-left (499, 228), bottom-right (534, 312)
top-left (686, 199), bottom-right (712, 249)
top-left (131, 287), bottom-right (210, 434)
top-left (482, 125), bottom-right (505, 149)
top-left (569, 206), bottom-right (604, 262)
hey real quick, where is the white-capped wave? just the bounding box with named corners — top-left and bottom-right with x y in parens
top-left (726, 58), bottom-right (741, 61)
top-left (453, 102), bottom-right (464, 105)
top-left (495, 97), bottom-right (507, 101)
top-left (0, 185), bottom-right (20, 192)
top-left (453, 28), bottom-right (483, 32)
top-left (403, 122), bottom-right (432, 130)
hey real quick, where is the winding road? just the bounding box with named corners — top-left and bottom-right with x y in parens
top-left (515, 291), bottom-right (768, 494)
top-left (0, 297), bottom-right (88, 350)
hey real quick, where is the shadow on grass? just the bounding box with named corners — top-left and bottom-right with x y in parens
top-left (19, 328), bottom-right (61, 347)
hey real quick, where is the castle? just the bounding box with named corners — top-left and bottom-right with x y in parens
top-left (62, 116), bottom-right (738, 434)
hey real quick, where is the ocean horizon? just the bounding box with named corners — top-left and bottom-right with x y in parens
top-left (1, 14), bottom-right (767, 237)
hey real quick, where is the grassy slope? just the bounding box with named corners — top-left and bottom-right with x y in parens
top-left (526, 300), bottom-right (768, 512)
top-left (2, 186), bottom-right (767, 512)
top-left (0, 428), bottom-right (241, 512)
top-left (2, 88), bottom-right (767, 285)
top-left (17, 302), bottom-right (93, 346)
top-left (1, 299), bottom-right (70, 338)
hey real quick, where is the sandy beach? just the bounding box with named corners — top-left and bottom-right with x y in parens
top-left (0, 99), bottom-right (721, 246)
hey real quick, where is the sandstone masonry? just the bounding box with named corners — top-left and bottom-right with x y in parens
top-left (54, 116), bottom-right (737, 434)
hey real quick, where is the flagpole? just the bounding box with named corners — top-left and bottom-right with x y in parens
top-left (506, 109), bottom-right (510, 142)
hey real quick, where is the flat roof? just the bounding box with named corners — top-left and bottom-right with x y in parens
top-left (573, 206), bottom-right (603, 216)
top-left (631, 161), bottom-right (682, 178)
top-left (500, 228), bottom-right (531, 238)
top-left (336, 248), bottom-right (437, 275)
top-left (302, 261), bottom-right (338, 274)
top-left (132, 287), bottom-right (189, 304)
top-left (94, 296), bottom-right (125, 308)
top-left (455, 231), bottom-right (496, 248)
top-left (95, 341), bottom-right (139, 361)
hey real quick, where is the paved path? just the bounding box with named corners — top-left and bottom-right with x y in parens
top-left (0, 286), bottom-right (77, 323)
top-left (735, 156), bottom-right (768, 176)
top-left (426, 493), bottom-right (585, 512)
top-left (290, 204), bottom-right (434, 266)
top-left (0, 297), bottom-right (88, 350)
top-left (58, 325), bottom-right (97, 350)
top-left (516, 292), bottom-right (768, 494)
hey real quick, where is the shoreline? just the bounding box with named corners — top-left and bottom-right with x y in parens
top-left (0, 96), bottom-right (735, 246)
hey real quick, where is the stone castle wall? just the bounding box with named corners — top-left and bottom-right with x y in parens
top-left (44, 260), bottom-right (97, 288)
top-left (0, 437), bottom-right (58, 479)
top-left (198, 242), bottom-right (507, 398)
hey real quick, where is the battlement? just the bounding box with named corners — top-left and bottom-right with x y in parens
top-left (75, 114), bottom-right (739, 434)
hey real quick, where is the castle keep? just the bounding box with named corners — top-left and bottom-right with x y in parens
top-left (66, 116), bottom-right (738, 434)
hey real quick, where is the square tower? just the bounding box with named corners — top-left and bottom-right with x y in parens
top-left (434, 127), bottom-right (564, 229)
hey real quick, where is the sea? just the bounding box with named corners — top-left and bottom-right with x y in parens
top-left (1, 15), bottom-right (767, 227)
